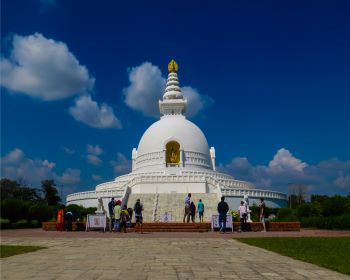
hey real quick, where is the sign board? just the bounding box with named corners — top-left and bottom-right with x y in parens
top-left (162, 212), bottom-right (172, 222)
top-left (86, 214), bottom-right (107, 232)
top-left (211, 215), bottom-right (234, 232)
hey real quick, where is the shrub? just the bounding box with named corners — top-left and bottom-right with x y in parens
top-left (277, 208), bottom-right (298, 222)
top-left (322, 196), bottom-right (349, 216)
top-left (300, 215), bottom-right (350, 230)
top-left (297, 203), bottom-right (322, 218)
top-left (0, 199), bottom-right (29, 222)
top-left (0, 218), bottom-right (11, 229)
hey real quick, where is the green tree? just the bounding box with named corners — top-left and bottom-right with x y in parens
top-left (41, 180), bottom-right (61, 206)
top-left (0, 178), bottom-right (20, 200)
top-left (0, 199), bottom-right (29, 223)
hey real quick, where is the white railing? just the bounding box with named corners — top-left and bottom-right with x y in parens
top-left (67, 173), bottom-right (287, 203)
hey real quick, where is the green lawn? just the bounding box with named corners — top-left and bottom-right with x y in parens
top-left (0, 245), bottom-right (46, 258)
top-left (235, 237), bottom-right (350, 275)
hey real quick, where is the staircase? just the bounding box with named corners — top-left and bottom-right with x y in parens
top-left (126, 193), bottom-right (219, 222)
top-left (126, 193), bottom-right (155, 222)
top-left (155, 193), bottom-right (219, 222)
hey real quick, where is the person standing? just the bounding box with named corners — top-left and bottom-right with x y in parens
top-left (190, 201), bottom-right (196, 223)
top-left (113, 200), bottom-right (122, 232)
top-left (134, 198), bottom-right (143, 234)
top-left (56, 207), bottom-right (64, 231)
top-left (183, 193), bottom-right (191, 223)
top-left (259, 198), bottom-right (267, 232)
top-left (65, 210), bottom-right (73, 231)
top-left (238, 201), bottom-right (247, 232)
top-left (108, 197), bottom-right (115, 232)
top-left (217, 196), bottom-right (229, 233)
top-left (120, 205), bottom-right (129, 233)
top-left (197, 199), bottom-right (205, 223)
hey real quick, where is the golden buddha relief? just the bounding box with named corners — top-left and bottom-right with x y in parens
top-left (166, 141), bottom-right (180, 165)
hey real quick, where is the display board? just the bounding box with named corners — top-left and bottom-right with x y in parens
top-left (161, 212), bottom-right (172, 222)
top-left (86, 214), bottom-right (107, 232)
top-left (211, 214), bottom-right (234, 232)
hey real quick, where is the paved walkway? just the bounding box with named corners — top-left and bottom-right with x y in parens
top-left (1, 231), bottom-right (350, 279)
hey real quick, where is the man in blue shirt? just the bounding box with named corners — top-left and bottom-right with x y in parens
top-left (197, 199), bottom-right (205, 222)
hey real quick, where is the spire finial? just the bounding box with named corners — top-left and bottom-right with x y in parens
top-left (168, 59), bottom-right (178, 73)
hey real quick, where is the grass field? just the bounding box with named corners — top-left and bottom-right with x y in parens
top-left (0, 245), bottom-right (45, 258)
top-left (235, 237), bottom-right (350, 275)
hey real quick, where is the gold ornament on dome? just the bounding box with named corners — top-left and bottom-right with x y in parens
top-left (168, 59), bottom-right (178, 73)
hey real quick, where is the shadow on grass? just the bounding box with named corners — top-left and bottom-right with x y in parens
top-left (0, 245), bottom-right (46, 258)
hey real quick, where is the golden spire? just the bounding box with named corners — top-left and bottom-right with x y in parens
top-left (168, 59), bottom-right (178, 73)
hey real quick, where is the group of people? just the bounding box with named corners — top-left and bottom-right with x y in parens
top-left (217, 196), bottom-right (267, 233)
top-left (108, 197), bottom-right (144, 233)
top-left (183, 193), bottom-right (205, 223)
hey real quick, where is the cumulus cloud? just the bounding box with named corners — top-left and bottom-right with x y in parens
top-left (87, 144), bottom-right (103, 155)
top-left (123, 62), bottom-right (212, 118)
top-left (92, 174), bottom-right (102, 181)
top-left (111, 153), bottom-right (131, 175)
top-left (87, 154), bottom-right (102, 166)
top-left (61, 146), bottom-right (75, 155)
top-left (1, 33), bottom-right (94, 101)
top-left (182, 86), bottom-right (214, 118)
top-left (55, 168), bottom-right (81, 185)
top-left (69, 95), bottom-right (122, 129)
top-left (1, 148), bottom-right (80, 187)
top-left (219, 148), bottom-right (350, 196)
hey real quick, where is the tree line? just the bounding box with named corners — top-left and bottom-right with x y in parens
top-left (0, 178), bottom-right (95, 226)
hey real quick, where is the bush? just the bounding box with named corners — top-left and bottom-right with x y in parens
top-left (0, 218), bottom-right (11, 229)
top-left (322, 196), bottom-right (350, 216)
top-left (297, 203), bottom-right (322, 218)
top-left (0, 199), bottom-right (29, 222)
top-left (300, 215), bottom-right (350, 230)
top-left (277, 208), bottom-right (298, 222)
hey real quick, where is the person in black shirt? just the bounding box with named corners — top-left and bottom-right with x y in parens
top-left (108, 197), bottom-right (115, 232)
top-left (217, 196), bottom-right (229, 233)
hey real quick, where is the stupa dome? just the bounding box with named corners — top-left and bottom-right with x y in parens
top-left (137, 115), bottom-right (210, 157)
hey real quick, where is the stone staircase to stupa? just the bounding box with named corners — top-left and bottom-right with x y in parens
top-left (126, 193), bottom-right (219, 223)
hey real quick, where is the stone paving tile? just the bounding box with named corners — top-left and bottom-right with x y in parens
top-left (1, 237), bottom-right (349, 280)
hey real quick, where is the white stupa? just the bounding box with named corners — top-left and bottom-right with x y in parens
top-left (67, 60), bottom-right (287, 221)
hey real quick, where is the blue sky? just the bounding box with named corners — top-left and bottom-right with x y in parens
top-left (1, 0), bottom-right (350, 199)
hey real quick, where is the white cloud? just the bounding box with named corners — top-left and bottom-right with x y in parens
top-left (61, 146), bottom-right (75, 155)
top-left (87, 144), bottom-right (103, 155)
top-left (111, 153), bottom-right (131, 175)
top-left (69, 95), bottom-right (122, 129)
top-left (219, 148), bottom-right (350, 195)
top-left (87, 154), bottom-right (102, 166)
top-left (1, 148), bottom-right (80, 187)
top-left (123, 62), bottom-right (165, 117)
top-left (1, 33), bottom-right (94, 101)
top-left (55, 168), bottom-right (81, 185)
top-left (123, 62), bottom-right (212, 118)
top-left (92, 174), bottom-right (102, 181)
top-left (182, 86), bottom-right (213, 118)
top-left (268, 148), bottom-right (307, 173)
